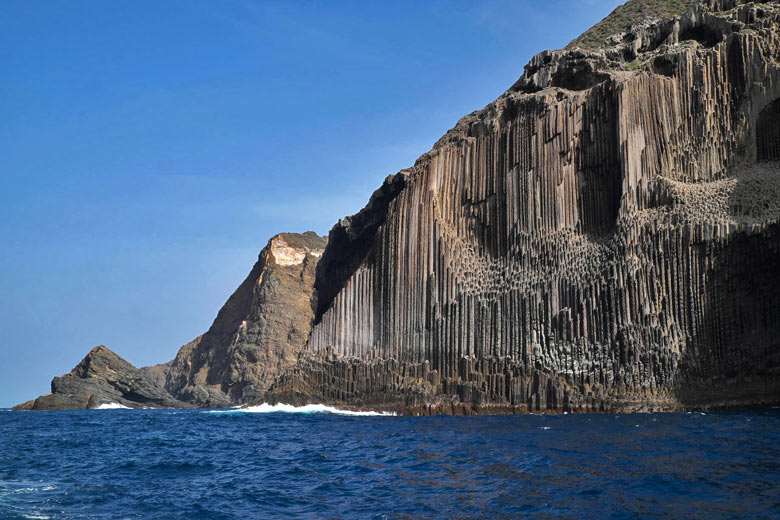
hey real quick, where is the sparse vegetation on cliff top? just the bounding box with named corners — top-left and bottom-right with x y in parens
top-left (568, 0), bottom-right (696, 49)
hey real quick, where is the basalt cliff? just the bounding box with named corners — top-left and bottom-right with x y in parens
top-left (265, 0), bottom-right (780, 414)
top-left (16, 0), bottom-right (780, 413)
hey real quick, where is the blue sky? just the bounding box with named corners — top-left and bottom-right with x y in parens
top-left (0, 0), bottom-right (623, 407)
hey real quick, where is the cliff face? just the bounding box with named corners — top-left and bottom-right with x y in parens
top-left (13, 346), bottom-right (187, 410)
top-left (152, 232), bottom-right (327, 407)
top-left (267, 0), bottom-right (780, 413)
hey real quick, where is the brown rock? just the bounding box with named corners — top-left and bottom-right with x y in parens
top-left (152, 232), bottom-right (327, 407)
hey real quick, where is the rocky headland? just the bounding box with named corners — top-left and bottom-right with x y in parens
top-left (16, 0), bottom-right (780, 414)
top-left (148, 231), bottom-right (328, 407)
top-left (12, 346), bottom-right (187, 410)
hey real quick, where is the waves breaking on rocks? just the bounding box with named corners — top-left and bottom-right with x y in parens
top-left (209, 403), bottom-right (396, 416)
top-left (93, 403), bottom-right (132, 410)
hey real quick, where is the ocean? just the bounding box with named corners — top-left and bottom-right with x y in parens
top-left (1, 406), bottom-right (778, 519)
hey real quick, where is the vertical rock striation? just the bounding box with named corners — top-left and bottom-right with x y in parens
top-left (267, 1), bottom-right (780, 413)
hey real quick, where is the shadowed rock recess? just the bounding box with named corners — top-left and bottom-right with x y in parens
top-left (265, 0), bottom-right (780, 414)
top-left (15, 1), bottom-right (780, 414)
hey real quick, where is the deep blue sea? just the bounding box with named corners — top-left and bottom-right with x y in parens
top-left (1, 407), bottom-right (779, 519)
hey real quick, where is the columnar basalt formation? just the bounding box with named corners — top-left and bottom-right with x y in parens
top-left (13, 346), bottom-right (188, 410)
top-left (267, 0), bottom-right (780, 414)
top-left (152, 232), bottom-right (327, 407)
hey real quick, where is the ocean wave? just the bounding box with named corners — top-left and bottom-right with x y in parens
top-left (8, 486), bottom-right (56, 495)
top-left (0, 480), bottom-right (57, 520)
top-left (209, 403), bottom-right (395, 416)
top-left (93, 403), bottom-right (131, 410)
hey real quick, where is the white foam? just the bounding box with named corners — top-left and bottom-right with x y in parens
top-left (94, 403), bottom-right (131, 410)
top-left (210, 403), bottom-right (395, 416)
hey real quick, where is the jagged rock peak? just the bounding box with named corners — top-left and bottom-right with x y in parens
top-left (269, 231), bottom-right (327, 265)
top-left (153, 231), bottom-right (328, 407)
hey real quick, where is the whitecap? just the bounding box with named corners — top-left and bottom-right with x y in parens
top-left (93, 403), bottom-right (131, 410)
top-left (209, 403), bottom-right (395, 416)
top-left (539, 426), bottom-right (551, 430)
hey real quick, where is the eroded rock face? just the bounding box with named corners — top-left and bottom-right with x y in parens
top-left (266, 0), bottom-right (780, 413)
top-left (13, 346), bottom-right (187, 410)
top-left (153, 232), bottom-right (327, 407)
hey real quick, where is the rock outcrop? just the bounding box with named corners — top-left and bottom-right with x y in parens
top-left (13, 346), bottom-right (187, 410)
top-left (148, 232), bottom-right (327, 407)
top-left (266, 0), bottom-right (780, 414)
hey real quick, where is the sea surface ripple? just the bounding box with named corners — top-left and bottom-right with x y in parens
top-left (1, 408), bottom-right (778, 519)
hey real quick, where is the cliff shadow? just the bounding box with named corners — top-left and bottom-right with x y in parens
top-left (673, 149), bottom-right (780, 407)
top-left (756, 97), bottom-right (780, 162)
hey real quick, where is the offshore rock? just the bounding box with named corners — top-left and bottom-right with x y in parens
top-left (266, 0), bottom-right (780, 414)
top-left (152, 232), bottom-right (327, 407)
top-left (13, 346), bottom-right (187, 410)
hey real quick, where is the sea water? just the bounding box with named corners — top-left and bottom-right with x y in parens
top-left (0, 407), bottom-right (778, 519)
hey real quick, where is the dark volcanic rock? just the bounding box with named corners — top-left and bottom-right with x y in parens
top-left (13, 346), bottom-right (187, 410)
top-left (265, 0), bottom-right (780, 414)
top-left (151, 232), bottom-right (327, 407)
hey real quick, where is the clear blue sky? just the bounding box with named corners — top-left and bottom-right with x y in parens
top-left (0, 0), bottom-right (623, 407)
